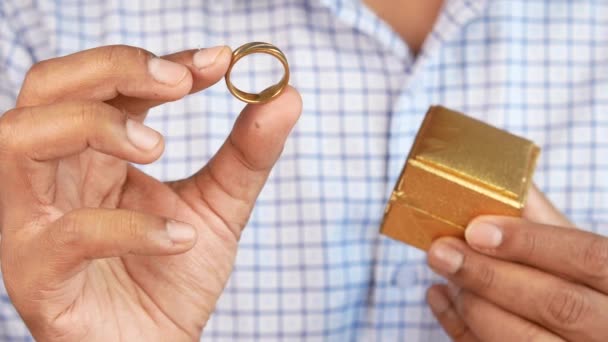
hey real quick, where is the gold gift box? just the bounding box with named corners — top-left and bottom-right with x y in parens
top-left (380, 106), bottom-right (540, 250)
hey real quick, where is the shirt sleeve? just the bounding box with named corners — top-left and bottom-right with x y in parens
top-left (0, 3), bottom-right (36, 341)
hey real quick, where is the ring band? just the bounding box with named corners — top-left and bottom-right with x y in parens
top-left (225, 42), bottom-right (290, 104)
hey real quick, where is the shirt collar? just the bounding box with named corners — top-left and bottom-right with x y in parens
top-left (315, 0), bottom-right (489, 61)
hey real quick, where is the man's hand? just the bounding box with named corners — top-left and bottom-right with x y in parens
top-left (426, 186), bottom-right (608, 342)
top-left (0, 45), bottom-right (302, 341)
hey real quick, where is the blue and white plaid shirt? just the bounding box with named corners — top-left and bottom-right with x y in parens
top-left (1, 0), bottom-right (607, 340)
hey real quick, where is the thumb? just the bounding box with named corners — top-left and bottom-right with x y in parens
top-left (173, 86), bottom-right (302, 239)
top-left (523, 183), bottom-right (574, 227)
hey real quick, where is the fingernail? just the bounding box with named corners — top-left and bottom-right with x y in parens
top-left (465, 222), bottom-right (503, 249)
top-left (427, 288), bottom-right (451, 313)
top-left (126, 119), bottom-right (161, 150)
top-left (193, 46), bottom-right (226, 70)
top-left (148, 57), bottom-right (188, 85)
top-left (429, 241), bottom-right (464, 274)
top-left (166, 220), bottom-right (196, 243)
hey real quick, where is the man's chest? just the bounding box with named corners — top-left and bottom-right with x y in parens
top-left (36, 0), bottom-right (608, 267)
top-left (0, 1), bottom-right (603, 340)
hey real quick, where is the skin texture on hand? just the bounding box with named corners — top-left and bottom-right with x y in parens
top-left (0, 45), bottom-right (302, 341)
top-left (426, 185), bottom-right (608, 342)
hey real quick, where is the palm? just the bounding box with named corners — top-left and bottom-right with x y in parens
top-left (32, 145), bottom-right (240, 340)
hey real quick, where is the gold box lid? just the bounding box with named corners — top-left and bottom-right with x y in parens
top-left (409, 106), bottom-right (539, 208)
top-left (380, 106), bottom-right (540, 250)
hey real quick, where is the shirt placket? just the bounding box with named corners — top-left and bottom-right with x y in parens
top-left (300, 0), bottom-right (490, 339)
top-left (358, 0), bottom-right (490, 340)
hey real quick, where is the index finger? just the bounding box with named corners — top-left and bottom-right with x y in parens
top-left (16, 45), bottom-right (232, 116)
top-left (107, 46), bottom-right (232, 116)
top-left (464, 216), bottom-right (608, 293)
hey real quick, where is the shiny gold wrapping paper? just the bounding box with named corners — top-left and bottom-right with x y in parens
top-left (380, 106), bottom-right (540, 250)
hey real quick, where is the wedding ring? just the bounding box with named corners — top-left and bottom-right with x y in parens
top-left (225, 42), bottom-right (290, 104)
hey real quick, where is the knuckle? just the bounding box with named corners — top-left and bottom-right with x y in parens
top-left (18, 61), bottom-right (53, 104)
top-left (0, 107), bottom-right (35, 155)
top-left (473, 262), bottom-right (496, 291)
top-left (96, 45), bottom-right (148, 72)
top-left (120, 211), bottom-right (143, 240)
top-left (0, 108), bottom-right (20, 150)
top-left (97, 45), bottom-right (129, 70)
top-left (520, 229), bottom-right (539, 260)
top-left (72, 101), bottom-right (95, 127)
top-left (580, 237), bottom-right (608, 280)
top-left (72, 101), bottom-right (119, 145)
top-left (544, 286), bottom-right (589, 327)
top-left (74, 100), bottom-right (101, 123)
top-left (51, 214), bottom-right (84, 247)
top-left (74, 101), bottom-right (99, 139)
top-left (78, 99), bottom-right (122, 121)
top-left (22, 60), bottom-right (50, 91)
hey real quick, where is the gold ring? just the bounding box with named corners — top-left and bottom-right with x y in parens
top-left (225, 42), bottom-right (290, 104)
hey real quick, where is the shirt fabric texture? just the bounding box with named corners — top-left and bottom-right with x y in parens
top-left (0, 0), bottom-right (607, 340)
